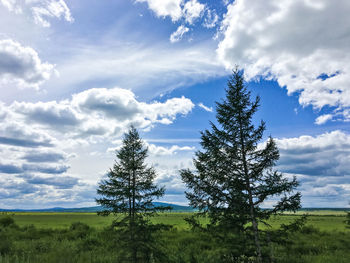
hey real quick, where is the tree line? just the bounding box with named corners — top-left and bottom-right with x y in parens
top-left (96, 69), bottom-right (301, 263)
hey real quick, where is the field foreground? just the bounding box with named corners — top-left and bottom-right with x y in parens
top-left (2, 211), bottom-right (349, 231)
top-left (0, 211), bottom-right (349, 263)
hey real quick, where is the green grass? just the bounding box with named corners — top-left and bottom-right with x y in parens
top-left (267, 214), bottom-right (349, 232)
top-left (3, 213), bottom-right (115, 229)
top-left (4, 211), bottom-right (349, 231)
top-left (1, 211), bottom-right (349, 263)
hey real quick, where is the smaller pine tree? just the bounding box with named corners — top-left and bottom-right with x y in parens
top-left (96, 126), bottom-right (169, 263)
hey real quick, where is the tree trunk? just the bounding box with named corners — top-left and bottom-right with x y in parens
top-left (239, 113), bottom-right (262, 263)
top-left (247, 186), bottom-right (262, 263)
top-left (128, 171), bottom-right (134, 262)
top-left (131, 148), bottom-right (137, 263)
top-left (132, 168), bottom-right (137, 263)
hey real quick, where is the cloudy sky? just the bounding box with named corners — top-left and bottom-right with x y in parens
top-left (1, 0), bottom-right (349, 209)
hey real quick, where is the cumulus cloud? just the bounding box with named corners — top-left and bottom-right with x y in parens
top-left (23, 174), bottom-right (79, 189)
top-left (146, 95), bottom-right (194, 123)
top-left (315, 114), bottom-right (333, 125)
top-left (0, 173), bottom-right (89, 208)
top-left (0, 121), bottom-right (55, 148)
top-left (156, 171), bottom-right (186, 195)
top-left (276, 130), bottom-right (350, 177)
top-left (13, 101), bottom-right (80, 127)
top-left (21, 149), bottom-right (68, 163)
top-left (0, 163), bottom-right (23, 174)
top-left (70, 87), bottom-right (194, 133)
top-left (136, 0), bottom-right (205, 23)
top-left (0, 39), bottom-right (55, 90)
top-left (135, 0), bottom-right (221, 43)
top-left (255, 131), bottom-right (350, 206)
top-left (0, 142), bottom-right (76, 206)
top-left (0, 177), bottom-right (40, 198)
top-left (0, 0), bottom-right (73, 27)
top-left (0, 161), bottom-right (69, 175)
top-left (72, 88), bottom-right (141, 121)
top-left (183, 0), bottom-right (205, 24)
top-left (147, 143), bottom-right (194, 156)
top-left (75, 88), bottom-right (194, 130)
top-left (170, 25), bottom-right (189, 43)
top-left (136, 0), bottom-right (183, 21)
top-left (217, 0), bottom-right (350, 122)
top-left (1, 87), bottom-right (195, 142)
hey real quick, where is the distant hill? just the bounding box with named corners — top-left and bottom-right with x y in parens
top-left (298, 208), bottom-right (349, 211)
top-left (0, 202), bottom-right (195, 213)
top-left (1, 205), bottom-right (348, 213)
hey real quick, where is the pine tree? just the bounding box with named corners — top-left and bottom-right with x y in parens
top-left (180, 69), bottom-right (301, 262)
top-left (96, 126), bottom-right (168, 263)
top-left (346, 210), bottom-right (350, 229)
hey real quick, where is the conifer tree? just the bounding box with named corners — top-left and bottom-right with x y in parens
top-left (96, 126), bottom-right (168, 263)
top-left (346, 206), bottom-right (350, 229)
top-left (181, 69), bottom-right (301, 262)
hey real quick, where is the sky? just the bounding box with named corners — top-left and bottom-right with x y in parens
top-left (0, 0), bottom-right (349, 209)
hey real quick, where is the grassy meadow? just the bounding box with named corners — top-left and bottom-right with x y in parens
top-left (0, 211), bottom-right (349, 263)
top-left (6, 211), bottom-right (349, 231)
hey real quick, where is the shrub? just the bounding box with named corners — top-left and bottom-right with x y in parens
top-left (0, 231), bottom-right (12, 254)
top-left (68, 222), bottom-right (90, 239)
top-left (0, 216), bottom-right (15, 228)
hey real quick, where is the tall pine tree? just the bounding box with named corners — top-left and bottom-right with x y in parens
top-left (181, 69), bottom-right (301, 262)
top-left (96, 126), bottom-right (168, 263)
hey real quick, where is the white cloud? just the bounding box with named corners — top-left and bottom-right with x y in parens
top-left (3, 87), bottom-right (195, 142)
top-left (147, 142), bottom-right (194, 156)
top-left (136, 0), bottom-right (206, 25)
top-left (0, 120), bottom-right (55, 148)
top-left (0, 172), bottom-right (94, 209)
top-left (71, 87), bottom-right (195, 130)
top-left (30, 0), bottom-right (74, 27)
top-left (72, 88), bottom-right (141, 121)
top-left (54, 41), bottom-right (226, 97)
top-left (0, 39), bottom-right (55, 90)
top-left (197, 102), bottom-right (213, 112)
top-left (217, 0), bottom-right (350, 122)
top-left (183, 0), bottom-right (205, 24)
top-left (269, 130), bottom-right (350, 207)
top-left (315, 114), bottom-right (333, 125)
top-left (12, 100), bottom-right (81, 127)
top-left (203, 8), bottom-right (219, 29)
top-left (276, 130), bottom-right (350, 177)
top-left (136, 0), bottom-right (183, 21)
top-left (0, 0), bottom-right (73, 27)
top-left (0, 0), bottom-right (21, 13)
top-left (170, 25), bottom-right (189, 43)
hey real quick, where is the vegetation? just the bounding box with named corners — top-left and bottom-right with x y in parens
top-left (0, 213), bottom-right (349, 263)
top-left (96, 126), bottom-right (170, 262)
top-left (2, 211), bottom-right (349, 231)
top-left (181, 69), bottom-right (300, 262)
top-left (346, 211), bottom-right (350, 228)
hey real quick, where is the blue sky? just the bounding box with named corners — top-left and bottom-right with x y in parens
top-left (0, 0), bottom-right (350, 208)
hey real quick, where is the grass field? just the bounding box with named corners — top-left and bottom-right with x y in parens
top-left (1, 211), bottom-right (349, 262)
top-left (3, 211), bottom-right (349, 232)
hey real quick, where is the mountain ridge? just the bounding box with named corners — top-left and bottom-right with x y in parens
top-left (0, 202), bottom-right (195, 213)
top-left (0, 204), bottom-right (348, 213)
